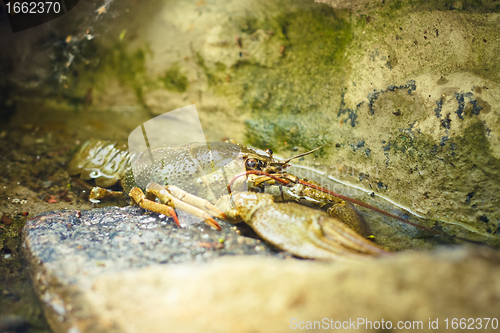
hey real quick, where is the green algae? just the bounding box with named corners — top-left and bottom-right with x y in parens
top-left (195, 53), bottom-right (228, 86)
top-left (100, 42), bottom-right (151, 103)
top-left (161, 64), bottom-right (189, 92)
top-left (359, 0), bottom-right (500, 14)
top-left (372, 118), bottom-right (500, 236)
top-left (49, 39), bottom-right (153, 110)
top-left (196, 2), bottom-right (354, 152)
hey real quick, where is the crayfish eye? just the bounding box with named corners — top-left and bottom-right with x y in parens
top-left (265, 149), bottom-right (273, 157)
top-left (246, 158), bottom-right (258, 169)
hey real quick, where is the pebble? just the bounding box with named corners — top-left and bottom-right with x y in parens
top-left (2, 214), bottom-right (12, 225)
top-left (42, 180), bottom-right (54, 188)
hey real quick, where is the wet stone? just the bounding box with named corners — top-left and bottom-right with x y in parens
top-left (22, 206), bottom-right (500, 333)
top-left (24, 207), bottom-right (281, 285)
top-left (22, 207), bottom-right (500, 333)
top-left (23, 206), bottom-right (289, 332)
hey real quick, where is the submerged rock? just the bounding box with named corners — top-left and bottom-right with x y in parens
top-left (23, 207), bottom-right (500, 333)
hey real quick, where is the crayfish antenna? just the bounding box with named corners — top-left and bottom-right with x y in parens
top-left (282, 146), bottom-right (324, 164)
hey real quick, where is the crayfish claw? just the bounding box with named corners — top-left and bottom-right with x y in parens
top-left (227, 192), bottom-right (391, 261)
top-left (318, 217), bottom-right (390, 256)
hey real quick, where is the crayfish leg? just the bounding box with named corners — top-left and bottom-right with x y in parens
top-left (144, 183), bottom-right (222, 230)
top-left (129, 187), bottom-right (180, 227)
top-left (166, 185), bottom-right (226, 220)
top-left (89, 186), bottom-right (124, 201)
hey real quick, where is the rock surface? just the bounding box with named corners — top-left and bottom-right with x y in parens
top-left (23, 208), bottom-right (500, 333)
top-left (22, 206), bottom-right (283, 332)
top-left (34, 0), bottom-right (497, 243)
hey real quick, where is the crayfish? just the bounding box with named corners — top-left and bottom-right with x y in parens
top-left (68, 140), bottom-right (417, 261)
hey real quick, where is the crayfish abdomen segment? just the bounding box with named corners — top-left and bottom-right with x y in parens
top-left (68, 139), bottom-right (133, 188)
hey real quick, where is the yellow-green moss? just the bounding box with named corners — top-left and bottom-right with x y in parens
top-left (161, 64), bottom-right (188, 92)
top-left (50, 40), bottom-right (152, 109)
top-left (196, 2), bottom-right (353, 152)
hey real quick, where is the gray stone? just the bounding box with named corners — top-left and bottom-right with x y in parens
top-left (24, 206), bottom-right (279, 282)
top-left (23, 209), bottom-right (500, 333)
top-left (23, 206), bottom-right (284, 332)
